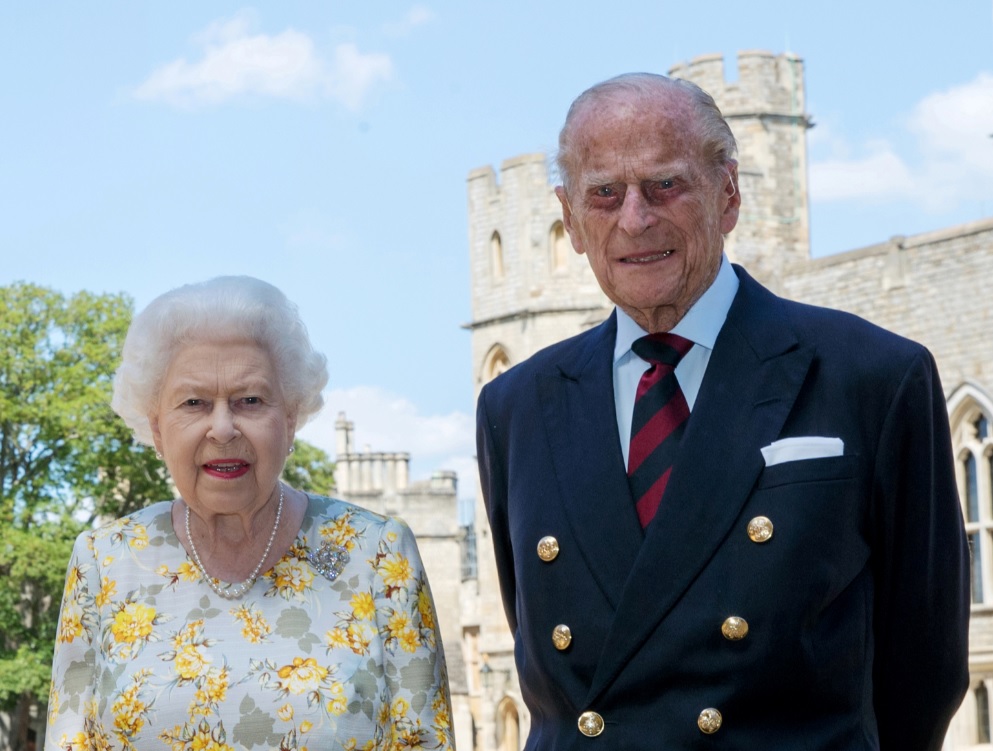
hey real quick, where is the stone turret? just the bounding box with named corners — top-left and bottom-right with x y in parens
top-left (670, 50), bottom-right (812, 287)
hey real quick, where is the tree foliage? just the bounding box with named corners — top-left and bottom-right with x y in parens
top-left (282, 439), bottom-right (336, 497)
top-left (0, 282), bottom-right (171, 711)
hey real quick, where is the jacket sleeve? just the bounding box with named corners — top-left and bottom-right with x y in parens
top-left (45, 532), bottom-right (101, 750)
top-left (376, 517), bottom-right (455, 750)
top-left (476, 384), bottom-right (519, 636)
top-left (870, 348), bottom-right (970, 750)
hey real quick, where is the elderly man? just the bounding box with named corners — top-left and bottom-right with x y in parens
top-left (476, 73), bottom-right (969, 749)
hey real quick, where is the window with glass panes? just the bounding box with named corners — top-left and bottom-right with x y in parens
top-left (956, 407), bottom-right (993, 606)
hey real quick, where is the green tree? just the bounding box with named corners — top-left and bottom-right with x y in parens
top-left (282, 439), bottom-right (336, 496)
top-left (0, 282), bottom-right (171, 744)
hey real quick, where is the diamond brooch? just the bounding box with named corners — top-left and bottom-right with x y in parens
top-left (308, 541), bottom-right (350, 581)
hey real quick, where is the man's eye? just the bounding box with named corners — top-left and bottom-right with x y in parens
top-left (595, 186), bottom-right (615, 197)
top-left (241, 396), bottom-right (262, 406)
top-left (645, 179), bottom-right (678, 202)
top-left (183, 399), bottom-right (203, 407)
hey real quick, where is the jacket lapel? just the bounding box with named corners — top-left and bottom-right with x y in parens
top-left (538, 313), bottom-right (644, 609)
top-left (585, 267), bottom-right (816, 702)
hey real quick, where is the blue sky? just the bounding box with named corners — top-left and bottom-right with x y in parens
top-left (2, 2), bottom-right (991, 498)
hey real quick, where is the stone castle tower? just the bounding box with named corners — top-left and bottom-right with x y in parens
top-left (463, 49), bottom-right (993, 750)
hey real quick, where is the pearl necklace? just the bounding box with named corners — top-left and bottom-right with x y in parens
top-left (185, 484), bottom-right (284, 600)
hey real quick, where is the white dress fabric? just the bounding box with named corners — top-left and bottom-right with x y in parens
top-left (46, 495), bottom-right (454, 751)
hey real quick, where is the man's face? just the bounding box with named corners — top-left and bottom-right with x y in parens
top-left (555, 91), bottom-right (739, 333)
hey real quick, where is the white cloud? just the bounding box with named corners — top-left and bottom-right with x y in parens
top-left (297, 385), bottom-right (477, 498)
top-left (383, 5), bottom-right (435, 37)
top-left (809, 72), bottom-right (993, 212)
top-left (133, 13), bottom-right (393, 110)
top-left (809, 143), bottom-right (914, 202)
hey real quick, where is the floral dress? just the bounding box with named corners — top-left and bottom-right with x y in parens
top-left (46, 495), bottom-right (455, 751)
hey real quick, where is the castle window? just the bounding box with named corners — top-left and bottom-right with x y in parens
top-left (978, 682), bottom-right (991, 743)
top-left (491, 231), bottom-right (504, 280)
top-left (482, 345), bottom-right (511, 385)
top-left (550, 221), bottom-right (569, 272)
top-left (950, 390), bottom-right (993, 607)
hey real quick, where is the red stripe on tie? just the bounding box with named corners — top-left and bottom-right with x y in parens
top-left (636, 466), bottom-right (672, 528)
top-left (627, 333), bottom-right (693, 528)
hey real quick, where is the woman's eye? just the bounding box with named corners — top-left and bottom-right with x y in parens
top-left (184, 399), bottom-right (203, 407)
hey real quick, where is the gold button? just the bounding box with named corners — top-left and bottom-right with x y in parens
top-left (721, 616), bottom-right (749, 641)
top-left (537, 536), bottom-right (560, 562)
top-left (747, 516), bottom-right (774, 543)
top-left (552, 624), bottom-right (572, 650)
top-left (698, 708), bottom-right (722, 734)
top-left (578, 711), bottom-right (604, 737)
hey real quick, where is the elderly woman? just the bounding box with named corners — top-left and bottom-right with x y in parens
top-left (46, 276), bottom-right (454, 751)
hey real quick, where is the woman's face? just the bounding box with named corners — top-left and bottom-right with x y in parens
top-left (150, 339), bottom-right (296, 519)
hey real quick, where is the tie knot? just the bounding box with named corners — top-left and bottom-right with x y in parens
top-left (631, 333), bottom-right (693, 367)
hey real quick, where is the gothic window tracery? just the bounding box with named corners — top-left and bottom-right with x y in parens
top-left (950, 387), bottom-right (993, 607)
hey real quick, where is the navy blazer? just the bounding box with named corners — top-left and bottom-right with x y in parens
top-left (476, 266), bottom-right (969, 750)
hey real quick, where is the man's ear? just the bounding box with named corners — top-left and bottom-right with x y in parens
top-left (720, 162), bottom-right (741, 235)
top-left (555, 186), bottom-right (585, 255)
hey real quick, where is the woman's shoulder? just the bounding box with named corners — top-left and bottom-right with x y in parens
top-left (302, 493), bottom-right (390, 526)
top-left (82, 501), bottom-right (175, 545)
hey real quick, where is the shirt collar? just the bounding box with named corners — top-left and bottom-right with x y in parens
top-left (614, 254), bottom-right (739, 362)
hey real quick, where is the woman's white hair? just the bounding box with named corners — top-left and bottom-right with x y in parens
top-left (112, 276), bottom-right (328, 446)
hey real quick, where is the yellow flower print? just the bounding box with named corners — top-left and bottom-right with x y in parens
top-left (178, 561), bottom-right (201, 582)
top-left (386, 530), bottom-right (398, 543)
top-left (351, 591), bottom-right (376, 621)
top-left (271, 559), bottom-right (315, 598)
top-left (58, 602), bottom-right (85, 644)
top-left (379, 552), bottom-right (413, 589)
top-left (277, 657), bottom-right (329, 695)
top-left (204, 667), bottom-right (228, 704)
top-left (175, 643), bottom-right (210, 681)
top-left (129, 524), bottom-right (149, 550)
top-left (391, 697), bottom-right (410, 719)
top-left (63, 564), bottom-right (82, 596)
top-left (102, 555), bottom-right (115, 567)
top-left (299, 720), bottom-right (313, 733)
top-left (277, 703), bottom-right (294, 721)
top-left (320, 513), bottom-right (360, 551)
top-left (110, 669), bottom-right (153, 743)
top-left (387, 610), bottom-right (410, 636)
top-left (326, 627), bottom-right (349, 649)
top-left (398, 629), bottom-right (421, 653)
top-left (111, 602), bottom-right (156, 645)
top-left (230, 604), bottom-right (271, 643)
top-left (172, 619), bottom-right (204, 649)
top-left (417, 587), bottom-right (435, 630)
top-left (346, 623), bottom-right (373, 655)
top-left (326, 682), bottom-right (347, 715)
top-left (95, 577), bottom-right (117, 608)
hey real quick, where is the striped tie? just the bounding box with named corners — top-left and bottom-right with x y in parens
top-left (628, 333), bottom-right (694, 528)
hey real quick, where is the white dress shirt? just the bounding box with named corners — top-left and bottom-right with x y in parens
top-left (613, 256), bottom-right (739, 468)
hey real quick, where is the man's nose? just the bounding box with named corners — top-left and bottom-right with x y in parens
top-left (616, 188), bottom-right (658, 237)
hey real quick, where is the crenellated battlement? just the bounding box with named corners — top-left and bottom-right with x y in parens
top-left (669, 50), bottom-right (806, 121)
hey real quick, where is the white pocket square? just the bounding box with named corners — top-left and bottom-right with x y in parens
top-left (761, 436), bottom-right (844, 467)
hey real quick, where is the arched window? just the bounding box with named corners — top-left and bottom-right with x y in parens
top-left (491, 231), bottom-right (504, 280)
top-left (550, 221), bottom-right (569, 271)
top-left (949, 385), bottom-right (993, 606)
top-left (978, 682), bottom-right (991, 743)
top-left (482, 345), bottom-right (511, 385)
top-left (498, 698), bottom-right (521, 751)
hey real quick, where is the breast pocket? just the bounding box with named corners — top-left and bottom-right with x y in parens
top-left (755, 454), bottom-right (859, 490)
